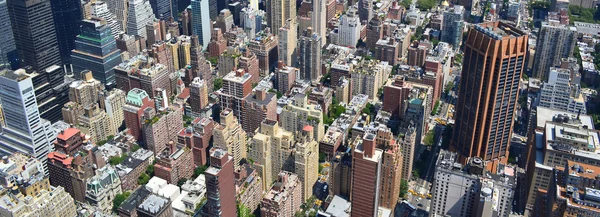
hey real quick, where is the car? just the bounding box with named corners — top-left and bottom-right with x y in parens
top-left (418, 203), bottom-right (424, 207)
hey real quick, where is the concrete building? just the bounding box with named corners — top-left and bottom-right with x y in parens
top-left (85, 166), bottom-right (122, 213)
top-left (248, 29), bottom-right (279, 74)
top-left (378, 132), bottom-right (404, 209)
top-left (313, 0), bottom-right (327, 43)
top-left (123, 88), bottom-right (155, 141)
top-left (351, 59), bottom-right (391, 99)
top-left (114, 55), bottom-right (175, 98)
top-left (217, 69), bottom-right (253, 122)
top-left (441, 5), bottom-right (464, 48)
top-left (149, 0), bottom-right (172, 19)
top-left (276, 62), bottom-right (298, 94)
top-left (190, 35), bottom-right (212, 83)
top-left (105, 0), bottom-right (128, 32)
top-left (407, 40), bottom-right (431, 67)
top-left (430, 150), bottom-right (516, 217)
top-left (294, 127), bottom-right (319, 202)
top-left (267, 0), bottom-right (296, 34)
top-left (280, 94), bottom-right (324, 142)
top-left (260, 171), bottom-right (303, 217)
top-left (191, 0), bottom-right (211, 48)
top-left (0, 0), bottom-right (16, 69)
top-left (215, 9), bottom-right (234, 33)
top-left (350, 134), bottom-right (383, 217)
top-left (249, 120), bottom-right (295, 190)
top-left (538, 68), bottom-right (586, 114)
top-left (239, 49), bottom-right (261, 85)
top-left (278, 20), bottom-right (298, 66)
top-left (189, 77), bottom-right (209, 114)
top-left (177, 118), bottom-right (214, 166)
top-left (115, 148), bottom-right (154, 191)
top-left (298, 28), bottom-right (323, 82)
top-left (201, 148), bottom-right (237, 217)
top-left (243, 88), bottom-right (277, 135)
top-left (154, 142), bottom-right (194, 184)
top-left (126, 0), bottom-right (154, 38)
top-left (137, 194), bottom-right (173, 217)
top-left (338, 8), bottom-right (362, 47)
top-left (47, 151), bottom-right (95, 203)
top-left (235, 164), bottom-right (263, 213)
top-left (532, 23), bottom-right (577, 79)
top-left (451, 22), bottom-right (528, 172)
top-left (367, 17), bottom-right (384, 50)
top-left (142, 106), bottom-right (183, 155)
top-left (374, 37), bottom-right (400, 66)
top-left (0, 153), bottom-right (47, 196)
top-left (100, 88), bottom-right (126, 136)
top-left (213, 109), bottom-right (248, 170)
top-left (0, 185), bottom-right (76, 217)
top-left (0, 69), bottom-right (55, 174)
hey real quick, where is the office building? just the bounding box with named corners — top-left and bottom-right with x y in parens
top-left (249, 120), bottom-right (295, 190)
top-left (191, 0), bottom-right (211, 48)
top-left (50, 0), bottom-right (82, 65)
top-left (294, 127), bottom-right (319, 202)
top-left (85, 166), bottom-right (122, 213)
top-left (441, 5), bottom-right (464, 48)
top-left (71, 18), bottom-right (123, 87)
top-left (267, 0), bottom-right (296, 34)
top-left (430, 150), bottom-right (516, 217)
top-left (7, 0), bottom-right (62, 71)
top-left (126, 0), bottom-right (154, 39)
top-left (313, 0), bottom-right (327, 41)
top-left (239, 50), bottom-right (260, 84)
top-left (149, 0), bottom-right (172, 19)
top-left (88, 1), bottom-right (123, 37)
top-left (0, 69), bottom-right (55, 174)
top-left (278, 19), bottom-right (298, 66)
top-left (260, 172), bottom-right (303, 217)
top-left (207, 28), bottom-right (227, 58)
top-left (215, 9), bottom-right (234, 33)
top-left (280, 94), bottom-right (324, 142)
top-left (241, 7), bottom-right (264, 38)
top-left (298, 28), bottom-right (323, 81)
top-left (378, 132), bottom-right (404, 209)
top-left (338, 8), bottom-right (362, 47)
top-left (201, 148), bottom-right (237, 217)
top-left (350, 134), bottom-right (383, 217)
top-left (538, 68), bottom-right (586, 114)
top-left (213, 109), bottom-right (248, 170)
top-left (0, 0), bottom-right (17, 69)
top-left (105, 0), bottom-right (127, 31)
top-left (242, 88), bottom-right (277, 135)
top-left (532, 23), bottom-right (577, 79)
top-left (100, 88), bottom-right (126, 136)
top-left (451, 22), bottom-right (527, 172)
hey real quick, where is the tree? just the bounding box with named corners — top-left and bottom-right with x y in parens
top-left (213, 78), bottom-right (223, 91)
top-left (237, 203), bottom-right (255, 217)
top-left (138, 173), bottom-right (150, 185)
top-left (416, 0), bottom-right (436, 10)
top-left (146, 165), bottom-right (154, 176)
top-left (412, 169), bottom-right (421, 179)
top-left (399, 179), bottom-right (409, 198)
top-left (400, 0), bottom-right (411, 7)
top-left (193, 165), bottom-right (208, 178)
top-left (423, 130), bottom-right (435, 146)
top-left (109, 153), bottom-right (128, 165)
top-left (177, 178), bottom-right (188, 187)
top-left (131, 144), bottom-right (141, 152)
top-left (113, 191), bottom-right (131, 212)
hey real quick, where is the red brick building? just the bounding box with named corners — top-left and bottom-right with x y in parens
top-left (239, 49), bottom-right (260, 84)
top-left (177, 117), bottom-right (214, 166)
top-left (382, 78), bottom-right (411, 118)
top-left (54, 128), bottom-right (86, 156)
top-left (208, 28), bottom-right (227, 58)
top-left (201, 148), bottom-right (237, 217)
top-left (154, 142), bottom-right (193, 184)
top-left (242, 88), bottom-right (277, 135)
top-left (123, 89), bottom-right (155, 141)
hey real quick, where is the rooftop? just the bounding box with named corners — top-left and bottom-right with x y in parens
top-left (138, 194), bottom-right (169, 214)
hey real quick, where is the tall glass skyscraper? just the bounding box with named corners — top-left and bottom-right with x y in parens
top-left (191, 0), bottom-right (211, 48)
top-left (0, 0), bottom-right (17, 69)
top-left (50, 0), bottom-right (83, 65)
top-left (72, 18), bottom-right (123, 88)
top-left (149, 0), bottom-right (172, 19)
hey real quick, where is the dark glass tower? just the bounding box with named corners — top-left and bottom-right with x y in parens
top-left (149, 0), bottom-right (172, 19)
top-left (0, 0), bottom-right (17, 69)
top-left (7, 0), bottom-right (62, 72)
top-left (50, 0), bottom-right (82, 65)
top-left (71, 18), bottom-right (123, 88)
top-left (451, 21), bottom-right (528, 172)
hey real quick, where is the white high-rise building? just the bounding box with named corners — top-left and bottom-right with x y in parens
top-left (126, 0), bottom-right (154, 39)
top-left (338, 8), bottom-right (361, 47)
top-left (313, 0), bottom-right (327, 46)
top-left (241, 7), bottom-right (265, 39)
top-left (191, 0), bottom-right (211, 48)
top-left (278, 19), bottom-right (297, 66)
top-left (105, 0), bottom-right (128, 31)
top-left (538, 67), bottom-right (587, 114)
top-left (90, 1), bottom-right (123, 37)
top-left (0, 69), bottom-right (55, 174)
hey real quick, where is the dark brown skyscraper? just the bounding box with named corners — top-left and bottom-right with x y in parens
top-left (202, 148), bottom-right (237, 217)
top-left (451, 21), bottom-right (528, 172)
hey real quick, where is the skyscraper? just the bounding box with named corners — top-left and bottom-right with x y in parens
top-left (532, 23), bottom-right (577, 79)
top-left (105, 0), bottom-right (128, 31)
top-left (350, 134), bottom-right (382, 217)
top-left (267, 0), bottom-right (296, 34)
top-left (126, 0), bottom-right (154, 39)
top-left (0, 69), bottom-right (54, 174)
top-left (358, 0), bottom-right (373, 21)
top-left (451, 22), bottom-right (528, 172)
top-left (338, 8), bottom-right (362, 47)
top-left (71, 18), bottom-right (123, 88)
top-left (313, 0), bottom-right (327, 44)
top-left (50, 0), bottom-right (82, 65)
top-left (0, 0), bottom-right (17, 69)
top-left (89, 0), bottom-right (123, 37)
top-left (7, 0), bottom-right (62, 71)
top-left (441, 5), bottom-right (464, 49)
top-left (149, 0), bottom-right (172, 19)
top-left (191, 0), bottom-right (211, 48)
top-left (278, 19), bottom-right (297, 66)
top-left (298, 28), bottom-right (322, 81)
top-left (201, 148), bottom-right (237, 217)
